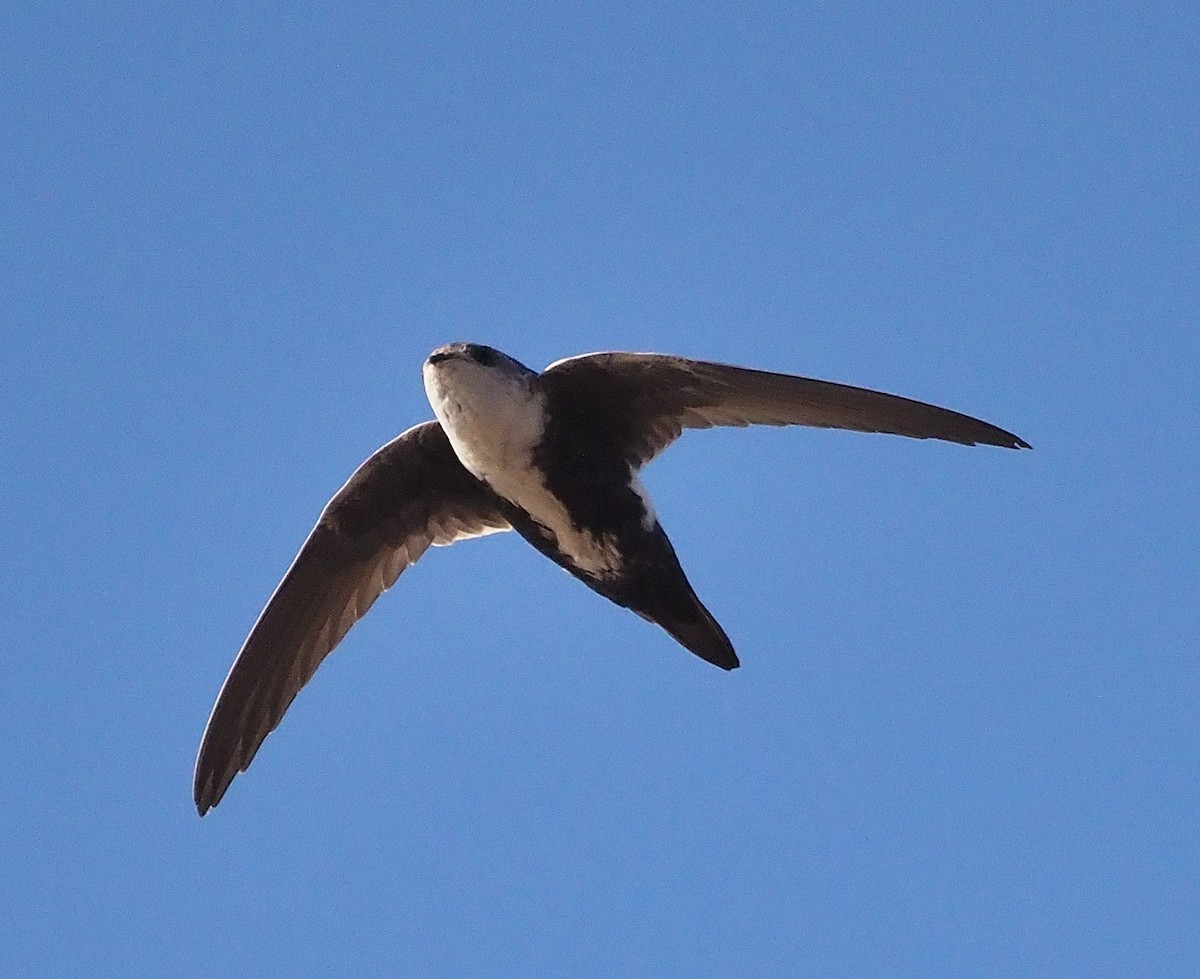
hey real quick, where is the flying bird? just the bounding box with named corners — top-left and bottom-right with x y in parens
top-left (194, 344), bottom-right (1028, 814)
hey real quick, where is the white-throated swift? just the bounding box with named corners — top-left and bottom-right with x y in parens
top-left (194, 344), bottom-right (1028, 814)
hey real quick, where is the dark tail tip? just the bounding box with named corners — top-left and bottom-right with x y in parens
top-left (651, 596), bottom-right (740, 670)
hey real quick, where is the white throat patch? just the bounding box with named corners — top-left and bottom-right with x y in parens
top-left (423, 356), bottom-right (625, 576)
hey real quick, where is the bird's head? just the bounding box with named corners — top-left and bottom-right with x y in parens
top-left (425, 342), bottom-right (528, 371)
top-left (423, 344), bottom-right (542, 451)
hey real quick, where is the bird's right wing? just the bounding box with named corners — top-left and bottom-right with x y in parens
top-left (542, 352), bottom-right (1029, 466)
top-left (193, 421), bottom-right (510, 815)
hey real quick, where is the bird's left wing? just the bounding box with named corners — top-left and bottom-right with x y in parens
top-left (542, 352), bottom-right (1029, 466)
top-left (193, 421), bottom-right (510, 815)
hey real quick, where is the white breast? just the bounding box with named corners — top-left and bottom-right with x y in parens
top-left (423, 357), bottom-right (624, 576)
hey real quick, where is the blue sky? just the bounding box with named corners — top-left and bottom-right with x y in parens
top-left (3, 3), bottom-right (1197, 975)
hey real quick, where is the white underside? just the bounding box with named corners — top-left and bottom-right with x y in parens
top-left (424, 357), bottom-right (633, 576)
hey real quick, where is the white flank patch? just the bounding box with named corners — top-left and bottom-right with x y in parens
top-left (424, 355), bottom-right (624, 576)
top-left (630, 471), bottom-right (658, 531)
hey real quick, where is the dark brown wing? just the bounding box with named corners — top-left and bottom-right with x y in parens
top-left (193, 421), bottom-right (509, 815)
top-left (542, 352), bottom-right (1029, 465)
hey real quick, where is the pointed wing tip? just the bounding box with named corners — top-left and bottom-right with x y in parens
top-left (992, 432), bottom-right (1031, 450)
top-left (194, 785), bottom-right (213, 817)
top-left (964, 423), bottom-right (1029, 450)
top-left (193, 748), bottom-right (237, 817)
top-left (193, 773), bottom-right (220, 817)
top-left (194, 776), bottom-right (235, 817)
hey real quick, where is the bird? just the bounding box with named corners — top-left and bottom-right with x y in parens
top-left (193, 343), bottom-right (1029, 814)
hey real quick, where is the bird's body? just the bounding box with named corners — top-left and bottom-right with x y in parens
top-left (425, 346), bottom-right (637, 579)
top-left (194, 343), bottom-right (1028, 814)
top-left (423, 346), bottom-right (735, 671)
